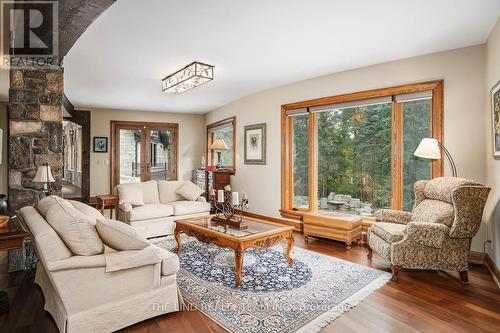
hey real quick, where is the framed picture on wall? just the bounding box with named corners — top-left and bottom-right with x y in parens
top-left (491, 80), bottom-right (500, 158)
top-left (244, 123), bottom-right (266, 164)
top-left (93, 137), bottom-right (108, 153)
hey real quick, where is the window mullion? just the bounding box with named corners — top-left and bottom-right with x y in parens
top-left (391, 99), bottom-right (403, 210)
top-left (308, 112), bottom-right (318, 211)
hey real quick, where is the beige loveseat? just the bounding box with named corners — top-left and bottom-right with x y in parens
top-left (18, 198), bottom-right (182, 333)
top-left (116, 180), bottom-right (210, 238)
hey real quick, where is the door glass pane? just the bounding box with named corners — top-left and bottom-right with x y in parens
top-left (317, 102), bottom-right (392, 216)
top-left (402, 99), bottom-right (431, 211)
top-left (149, 129), bottom-right (175, 181)
top-left (119, 129), bottom-right (142, 184)
top-left (291, 114), bottom-right (309, 209)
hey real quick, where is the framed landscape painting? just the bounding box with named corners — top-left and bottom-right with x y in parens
top-left (244, 123), bottom-right (266, 164)
top-left (492, 80), bottom-right (500, 158)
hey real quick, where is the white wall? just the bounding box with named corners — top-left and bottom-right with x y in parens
top-left (206, 45), bottom-right (487, 251)
top-left (87, 108), bottom-right (205, 196)
top-left (485, 18), bottom-right (500, 267)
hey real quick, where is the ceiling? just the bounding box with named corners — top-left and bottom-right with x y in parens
top-left (63, 0), bottom-right (500, 114)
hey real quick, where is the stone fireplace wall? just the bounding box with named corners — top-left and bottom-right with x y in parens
top-left (8, 67), bottom-right (64, 210)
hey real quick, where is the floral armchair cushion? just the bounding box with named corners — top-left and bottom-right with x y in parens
top-left (412, 199), bottom-right (454, 226)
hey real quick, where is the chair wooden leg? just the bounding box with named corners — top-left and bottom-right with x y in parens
top-left (367, 246), bottom-right (373, 259)
top-left (391, 265), bottom-right (399, 281)
top-left (459, 270), bottom-right (468, 283)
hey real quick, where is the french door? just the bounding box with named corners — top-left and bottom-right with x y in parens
top-left (111, 121), bottom-right (178, 189)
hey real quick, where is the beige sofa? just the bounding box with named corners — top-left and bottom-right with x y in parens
top-left (18, 200), bottom-right (182, 333)
top-left (116, 180), bottom-right (211, 238)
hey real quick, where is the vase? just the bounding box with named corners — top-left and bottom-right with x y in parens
top-left (0, 194), bottom-right (7, 215)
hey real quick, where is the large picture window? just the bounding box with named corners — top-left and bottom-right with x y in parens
top-left (281, 81), bottom-right (443, 219)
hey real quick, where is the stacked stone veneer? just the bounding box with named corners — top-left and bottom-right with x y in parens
top-left (8, 67), bottom-right (64, 210)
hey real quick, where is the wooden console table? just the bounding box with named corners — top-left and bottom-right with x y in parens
top-left (174, 215), bottom-right (295, 286)
top-left (303, 213), bottom-right (361, 249)
top-left (192, 170), bottom-right (232, 201)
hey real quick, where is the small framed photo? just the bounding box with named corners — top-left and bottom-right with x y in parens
top-left (93, 137), bottom-right (108, 153)
top-left (244, 123), bottom-right (266, 165)
top-left (491, 80), bottom-right (500, 158)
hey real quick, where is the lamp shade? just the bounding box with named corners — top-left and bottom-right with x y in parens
top-left (209, 138), bottom-right (229, 150)
top-left (414, 138), bottom-right (441, 159)
top-left (33, 165), bottom-right (55, 183)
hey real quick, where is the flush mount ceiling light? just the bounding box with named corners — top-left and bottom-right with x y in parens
top-left (162, 61), bottom-right (214, 94)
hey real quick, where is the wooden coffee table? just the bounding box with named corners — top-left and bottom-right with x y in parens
top-left (174, 215), bottom-right (295, 286)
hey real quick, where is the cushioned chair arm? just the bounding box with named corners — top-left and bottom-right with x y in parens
top-left (46, 255), bottom-right (106, 272)
top-left (379, 209), bottom-right (413, 224)
top-left (406, 221), bottom-right (450, 248)
top-left (197, 196), bottom-right (207, 203)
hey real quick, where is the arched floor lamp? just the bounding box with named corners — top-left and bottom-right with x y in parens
top-left (414, 138), bottom-right (457, 177)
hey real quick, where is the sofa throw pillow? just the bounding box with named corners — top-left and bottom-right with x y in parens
top-left (141, 180), bottom-right (160, 204)
top-left (157, 180), bottom-right (185, 203)
top-left (46, 198), bottom-right (104, 256)
top-left (117, 183), bottom-right (144, 206)
top-left (96, 219), bottom-right (149, 251)
top-left (68, 200), bottom-right (105, 225)
top-left (36, 195), bottom-right (60, 218)
top-left (175, 181), bottom-right (204, 201)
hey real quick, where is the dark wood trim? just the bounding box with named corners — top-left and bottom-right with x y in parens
top-left (281, 80), bottom-right (444, 215)
top-left (468, 251), bottom-right (486, 265)
top-left (485, 252), bottom-right (500, 285)
top-left (110, 121), bottom-right (179, 192)
top-left (63, 94), bottom-right (75, 117)
top-left (206, 116), bottom-right (236, 171)
top-left (64, 110), bottom-right (91, 203)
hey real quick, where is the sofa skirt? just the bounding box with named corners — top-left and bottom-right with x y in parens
top-left (35, 263), bottom-right (182, 333)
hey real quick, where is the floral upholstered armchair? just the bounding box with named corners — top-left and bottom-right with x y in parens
top-left (367, 177), bottom-right (490, 282)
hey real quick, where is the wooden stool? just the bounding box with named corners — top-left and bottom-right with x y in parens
top-left (96, 195), bottom-right (119, 219)
top-left (303, 213), bottom-right (361, 249)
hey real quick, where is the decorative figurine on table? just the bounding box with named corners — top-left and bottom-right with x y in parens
top-left (200, 156), bottom-right (206, 170)
top-left (210, 185), bottom-right (249, 230)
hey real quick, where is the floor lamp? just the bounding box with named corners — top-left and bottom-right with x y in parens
top-left (414, 138), bottom-right (457, 177)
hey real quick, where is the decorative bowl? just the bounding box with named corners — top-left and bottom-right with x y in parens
top-left (0, 216), bottom-right (9, 229)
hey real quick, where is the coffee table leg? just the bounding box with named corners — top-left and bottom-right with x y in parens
top-left (235, 247), bottom-right (243, 286)
top-left (286, 233), bottom-right (295, 264)
top-left (174, 229), bottom-right (182, 254)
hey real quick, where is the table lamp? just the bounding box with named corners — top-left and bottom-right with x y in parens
top-left (414, 138), bottom-right (457, 177)
top-left (209, 138), bottom-right (229, 169)
top-left (33, 163), bottom-right (55, 196)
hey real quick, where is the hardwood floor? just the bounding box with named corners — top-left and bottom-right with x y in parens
top-left (0, 235), bottom-right (499, 332)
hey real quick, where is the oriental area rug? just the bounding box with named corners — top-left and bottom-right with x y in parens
top-left (151, 236), bottom-right (391, 333)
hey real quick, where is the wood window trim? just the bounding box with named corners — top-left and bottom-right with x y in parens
top-left (281, 80), bottom-right (444, 220)
top-left (206, 116), bottom-right (236, 171)
top-left (110, 121), bottom-right (179, 192)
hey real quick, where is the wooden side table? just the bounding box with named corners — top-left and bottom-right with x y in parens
top-left (96, 195), bottom-right (119, 219)
top-left (0, 215), bottom-right (31, 313)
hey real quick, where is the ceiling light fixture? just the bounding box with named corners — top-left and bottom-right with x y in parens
top-left (162, 61), bottom-right (214, 94)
